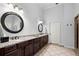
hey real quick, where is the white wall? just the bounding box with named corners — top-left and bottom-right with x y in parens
top-left (0, 3), bottom-right (44, 37)
top-left (19, 4), bottom-right (44, 35)
top-left (44, 4), bottom-right (64, 45)
top-left (44, 4), bottom-right (75, 49)
top-left (74, 4), bottom-right (79, 16)
top-left (62, 4), bottom-right (74, 48)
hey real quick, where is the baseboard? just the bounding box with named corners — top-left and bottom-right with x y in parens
top-left (48, 43), bottom-right (64, 47)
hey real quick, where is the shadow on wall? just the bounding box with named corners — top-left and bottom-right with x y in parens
top-left (0, 24), bottom-right (4, 37)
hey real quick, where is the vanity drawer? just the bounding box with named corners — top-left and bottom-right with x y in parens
top-left (4, 45), bottom-right (17, 54)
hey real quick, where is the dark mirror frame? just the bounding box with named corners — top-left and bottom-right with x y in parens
top-left (1, 12), bottom-right (24, 33)
top-left (38, 23), bottom-right (43, 32)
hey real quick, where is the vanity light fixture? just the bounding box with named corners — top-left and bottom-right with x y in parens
top-left (7, 3), bottom-right (13, 9)
top-left (39, 21), bottom-right (43, 24)
top-left (7, 4), bottom-right (19, 11)
top-left (14, 5), bottom-right (19, 11)
top-left (19, 8), bottom-right (23, 13)
top-left (14, 5), bottom-right (18, 9)
top-left (38, 20), bottom-right (43, 24)
top-left (7, 3), bottom-right (24, 14)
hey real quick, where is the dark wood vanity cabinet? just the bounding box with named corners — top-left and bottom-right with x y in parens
top-left (25, 40), bottom-right (33, 56)
top-left (25, 43), bottom-right (33, 56)
top-left (17, 41), bottom-right (29, 56)
top-left (39, 37), bottom-right (44, 49)
top-left (0, 35), bottom-right (48, 56)
top-left (17, 40), bottom-right (33, 56)
top-left (0, 45), bottom-right (18, 56)
top-left (5, 50), bottom-right (18, 56)
top-left (33, 38), bottom-right (40, 54)
top-left (43, 35), bottom-right (48, 45)
top-left (17, 47), bottom-right (24, 56)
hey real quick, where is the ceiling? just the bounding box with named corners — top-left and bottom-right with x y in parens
top-left (14, 3), bottom-right (62, 10)
top-left (38, 3), bottom-right (60, 10)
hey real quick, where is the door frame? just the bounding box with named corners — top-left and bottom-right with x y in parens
top-left (74, 15), bottom-right (79, 49)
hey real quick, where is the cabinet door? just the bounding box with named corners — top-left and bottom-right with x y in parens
top-left (28, 44), bottom-right (33, 56)
top-left (25, 44), bottom-right (33, 56)
top-left (46, 35), bottom-right (48, 44)
top-left (43, 35), bottom-right (48, 46)
top-left (17, 40), bottom-right (29, 56)
top-left (24, 45), bottom-right (29, 56)
top-left (0, 48), bottom-right (4, 56)
top-left (42, 36), bottom-right (45, 47)
top-left (5, 50), bottom-right (18, 56)
top-left (44, 36), bottom-right (48, 45)
top-left (33, 38), bottom-right (40, 54)
top-left (18, 47), bottom-right (24, 56)
top-left (40, 37), bottom-right (43, 49)
top-left (33, 43), bottom-right (40, 54)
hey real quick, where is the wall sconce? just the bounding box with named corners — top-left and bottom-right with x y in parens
top-left (14, 5), bottom-right (24, 13)
top-left (19, 8), bottom-right (23, 13)
top-left (14, 5), bottom-right (19, 11)
top-left (38, 20), bottom-right (43, 24)
top-left (7, 3), bottom-right (13, 9)
top-left (14, 5), bottom-right (18, 9)
top-left (7, 3), bottom-right (24, 14)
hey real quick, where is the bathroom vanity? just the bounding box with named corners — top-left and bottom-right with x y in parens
top-left (0, 11), bottom-right (48, 56)
top-left (0, 34), bottom-right (48, 56)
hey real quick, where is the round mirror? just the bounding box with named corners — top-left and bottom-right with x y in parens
top-left (38, 24), bottom-right (43, 32)
top-left (1, 12), bottom-right (24, 33)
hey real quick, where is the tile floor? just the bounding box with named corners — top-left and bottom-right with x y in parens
top-left (35, 44), bottom-right (77, 56)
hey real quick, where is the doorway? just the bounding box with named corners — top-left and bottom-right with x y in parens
top-left (50, 22), bottom-right (61, 45)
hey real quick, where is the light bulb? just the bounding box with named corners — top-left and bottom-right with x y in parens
top-left (38, 20), bottom-right (43, 24)
top-left (19, 8), bottom-right (23, 13)
top-left (6, 3), bottom-right (13, 10)
top-left (15, 6), bottom-right (19, 11)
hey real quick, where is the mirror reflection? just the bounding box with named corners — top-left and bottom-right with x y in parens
top-left (38, 24), bottom-right (43, 32)
top-left (1, 12), bottom-right (24, 33)
top-left (5, 15), bottom-right (22, 31)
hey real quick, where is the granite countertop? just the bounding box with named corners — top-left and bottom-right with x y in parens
top-left (0, 34), bottom-right (48, 48)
